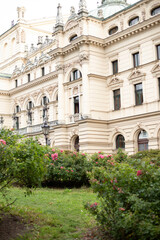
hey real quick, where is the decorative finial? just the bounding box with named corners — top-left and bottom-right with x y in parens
top-left (78, 0), bottom-right (88, 16)
top-left (17, 6), bottom-right (26, 22)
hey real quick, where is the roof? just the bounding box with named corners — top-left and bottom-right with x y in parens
top-left (0, 73), bottom-right (11, 79)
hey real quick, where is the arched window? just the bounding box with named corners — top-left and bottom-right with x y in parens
top-left (15, 105), bottom-right (21, 113)
top-left (74, 136), bottom-right (79, 152)
top-left (151, 6), bottom-right (160, 16)
top-left (70, 35), bottom-right (78, 42)
top-left (109, 26), bottom-right (118, 35)
top-left (27, 101), bottom-right (34, 110)
top-left (27, 101), bottom-right (34, 125)
top-left (129, 16), bottom-right (139, 26)
top-left (116, 134), bottom-right (125, 149)
top-left (138, 130), bottom-right (148, 151)
top-left (41, 96), bottom-right (49, 106)
top-left (70, 69), bottom-right (82, 81)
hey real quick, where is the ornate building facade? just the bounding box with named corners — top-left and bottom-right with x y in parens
top-left (0, 0), bottom-right (160, 154)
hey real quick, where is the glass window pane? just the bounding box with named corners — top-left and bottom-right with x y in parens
top-left (157, 45), bottom-right (160, 60)
top-left (151, 6), bottom-right (160, 16)
top-left (133, 52), bottom-right (139, 67)
top-left (135, 83), bottom-right (143, 105)
top-left (129, 17), bottom-right (139, 26)
top-left (114, 89), bottom-right (120, 110)
top-left (116, 135), bottom-right (125, 149)
top-left (112, 60), bottom-right (118, 74)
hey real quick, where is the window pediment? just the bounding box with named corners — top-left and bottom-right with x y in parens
top-left (108, 76), bottom-right (123, 89)
top-left (152, 61), bottom-right (160, 77)
top-left (128, 69), bottom-right (146, 84)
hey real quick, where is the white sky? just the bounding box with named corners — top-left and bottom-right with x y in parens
top-left (0, 0), bottom-right (139, 35)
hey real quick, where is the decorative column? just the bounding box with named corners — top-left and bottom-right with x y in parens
top-left (56, 64), bottom-right (65, 123)
top-left (80, 54), bottom-right (90, 116)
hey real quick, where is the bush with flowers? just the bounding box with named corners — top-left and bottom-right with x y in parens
top-left (87, 149), bottom-right (160, 240)
top-left (0, 128), bottom-right (48, 209)
top-left (43, 149), bottom-right (92, 187)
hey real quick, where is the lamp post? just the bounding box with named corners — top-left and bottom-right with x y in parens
top-left (41, 120), bottom-right (50, 145)
top-left (12, 112), bottom-right (17, 129)
top-left (41, 103), bottom-right (50, 145)
top-left (0, 116), bottom-right (4, 128)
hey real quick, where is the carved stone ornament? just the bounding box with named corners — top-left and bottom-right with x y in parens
top-left (46, 86), bottom-right (57, 98)
top-left (79, 54), bottom-right (89, 63)
top-left (31, 92), bottom-right (39, 102)
top-left (56, 64), bottom-right (64, 72)
top-left (128, 68), bottom-right (146, 82)
top-left (68, 6), bottom-right (77, 21)
top-left (108, 76), bottom-right (123, 88)
top-left (12, 65), bottom-right (21, 76)
top-left (79, 0), bottom-right (88, 12)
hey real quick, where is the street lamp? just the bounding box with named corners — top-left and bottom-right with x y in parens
top-left (12, 112), bottom-right (17, 129)
top-left (41, 103), bottom-right (50, 145)
top-left (0, 116), bottom-right (4, 128)
top-left (41, 120), bottom-right (50, 145)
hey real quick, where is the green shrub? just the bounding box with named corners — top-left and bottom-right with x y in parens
top-left (87, 152), bottom-right (160, 240)
top-left (0, 129), bottom-right (49, 208)
top-left (43, 149), bottom-right (93, 188)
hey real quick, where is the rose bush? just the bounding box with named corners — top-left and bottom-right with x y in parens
top-left (43, 149), bottom-right (92, 188)
top-left (87, 150), bottom-right (160, 240)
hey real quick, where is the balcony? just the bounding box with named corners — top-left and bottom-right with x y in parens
top-left (16, 120), bottom-right (58, 135)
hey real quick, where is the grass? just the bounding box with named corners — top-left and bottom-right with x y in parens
top-left (0, 187), bottom-right (97, 239)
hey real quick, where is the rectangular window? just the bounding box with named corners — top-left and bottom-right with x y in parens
top-left (42, 67), bottom-right (45, 76)
top-left (15, 79), bottom-right (18, 88)
top-left (112, 60), bottom-right (118, 75)
top-left (156, 44), bottom-right (160, 60)
top-left (113, 89), bottom-right (121, 110)
top-left (135, 83), bottom-right (143, 105)
top-left (74, 96), bottom-right (79, 114)
top-left (27, 73), bottom-right (30, 82)
top-left (133, 52), bottom-right (139, 67)
top-left (16, 117), bottom-right (19, 130)
top-left (158, 78), bottom-right (160, 99)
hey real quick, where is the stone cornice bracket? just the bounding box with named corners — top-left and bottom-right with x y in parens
top-left (78, 0), bottom-right (88, 17)
top-left (53, 4), bottom-right (64, 33)
top-left (79, 53), bottom-right (89, 64)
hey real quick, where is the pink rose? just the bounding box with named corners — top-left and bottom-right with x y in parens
top-left (119, 208), bottom-right (125, 211)
top-left (0, 139), bottom-right (6, 145)
top-left (81, 153), bottom-right (85, 156)
top-left (99, 154), bottom-right (104, 159)
top-left (60, 149), bottom-right (63, 153)
top-left (137, 170), bottom-right (143, 176)
top-left (96, 162), bottom-right (98, 164)
top-left (71, 170), bottom-right (73, 172)
top-left (52, 149), bottom-right (55, 152)
top-left (60, 166), bottom-right (64, 169)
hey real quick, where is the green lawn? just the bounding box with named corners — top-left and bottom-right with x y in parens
top-left (0, 187), bottom-right (97, 240)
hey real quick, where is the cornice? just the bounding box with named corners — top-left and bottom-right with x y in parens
top-left (103, 14), bottom-right (160, 47)
top-left (0, 55), bottom-right (26, 72)
top-left (0, 90), bottom-right (10, 96)
top-left (49, 14), bottom-right (160, 58)
top-left (10, 71), bottom-right (58, 96)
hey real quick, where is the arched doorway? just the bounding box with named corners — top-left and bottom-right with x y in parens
top-left (138, 130), bottom-right (148, 151)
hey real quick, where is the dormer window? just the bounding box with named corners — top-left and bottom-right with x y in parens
top-left (109, 26), bottom-right (118, 35)
top-left (70, 69), bottom-right (82, 81)
top-left (70, 35), bottom-right (78, 42)
top-left (129, 16), bottom-right (139, 26)
top-left (151, 6), bottom-right (160, 16)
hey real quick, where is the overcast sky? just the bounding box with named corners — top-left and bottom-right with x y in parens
top-left (0, 0), bottom-right (139, 35)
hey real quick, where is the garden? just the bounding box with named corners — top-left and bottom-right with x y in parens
top-left (0, 128), bottom-right (160, 239)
